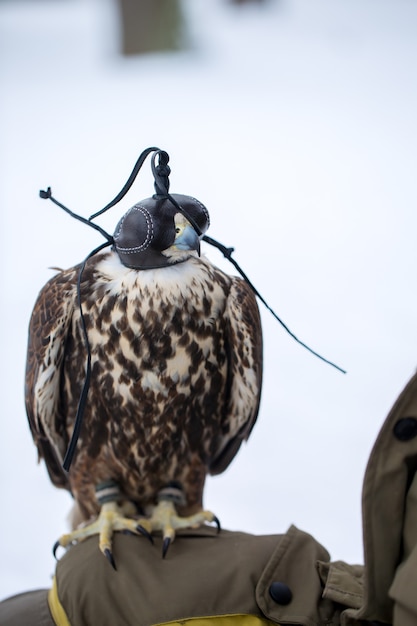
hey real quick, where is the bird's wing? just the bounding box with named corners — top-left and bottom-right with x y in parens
top-left (209, 277), bottom-right (263, 475)
top-left (25, 266), bottom-right (79, 489)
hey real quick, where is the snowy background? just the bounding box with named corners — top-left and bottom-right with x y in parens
top-left (1, 0), bottom-right (417, 601)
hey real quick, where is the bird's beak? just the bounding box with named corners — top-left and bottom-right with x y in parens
top-left (174, 224), bottom-right (201, 256)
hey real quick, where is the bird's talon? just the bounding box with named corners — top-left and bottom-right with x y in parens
top-left (212, 515), bottom-right (221, 533)
top-left (104, 548), bottom-right (117, 570)
top-left (136, 524), bottom-right (154, 544)
top-left (162, 537), bottom-right (171, 559)
top-left (52, 540), bottom-right (61, 560)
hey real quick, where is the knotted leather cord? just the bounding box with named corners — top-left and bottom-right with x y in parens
top-left (39, 147), bottom-right (346, 472)
top-left (151, 150), bottom-right (204, 236)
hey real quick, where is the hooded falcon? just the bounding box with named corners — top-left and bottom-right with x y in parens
top-left (25, 179), bottom-right (263, 565)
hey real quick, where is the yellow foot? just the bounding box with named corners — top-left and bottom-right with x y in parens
top-left (138, 484), bottom-right (220, 558)
top-left (53, 484), bottom-right (147, 570)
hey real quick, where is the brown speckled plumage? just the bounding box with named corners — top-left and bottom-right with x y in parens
top-left (25, 249), bottom-right (262, 521)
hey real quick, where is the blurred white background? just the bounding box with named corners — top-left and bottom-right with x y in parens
top-left (1, 0), bottom-right (417, 601)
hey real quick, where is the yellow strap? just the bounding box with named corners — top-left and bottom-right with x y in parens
top-left (157, 616), bottom-right (274, 626)
top-left (47, 580), bottom-right (274, 626)
top-left (48, 578), bottom-right (71, 626)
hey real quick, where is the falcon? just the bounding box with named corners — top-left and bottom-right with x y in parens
top-left (25, 190), bottom-right (263, 565)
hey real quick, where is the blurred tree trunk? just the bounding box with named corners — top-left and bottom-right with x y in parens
top-left (117, 0), bottom-right (187, 55)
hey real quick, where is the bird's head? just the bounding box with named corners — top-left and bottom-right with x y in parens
top-left (113, 193), bottom-right (210, 269)
top-left (161, 213), bottom-right (201, 263)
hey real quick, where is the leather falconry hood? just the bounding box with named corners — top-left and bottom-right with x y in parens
top-left (110, 149), bottom-right (209, 270)
top-left (113, 193), bottom-right (210, 270)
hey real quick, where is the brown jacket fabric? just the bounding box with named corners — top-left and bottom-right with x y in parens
top-left (3, 371), bottom-right (417, 625)
top-left (352, 370), bottom-right (417, 625)
top-left (51, 525), bottom-right (336, 626)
